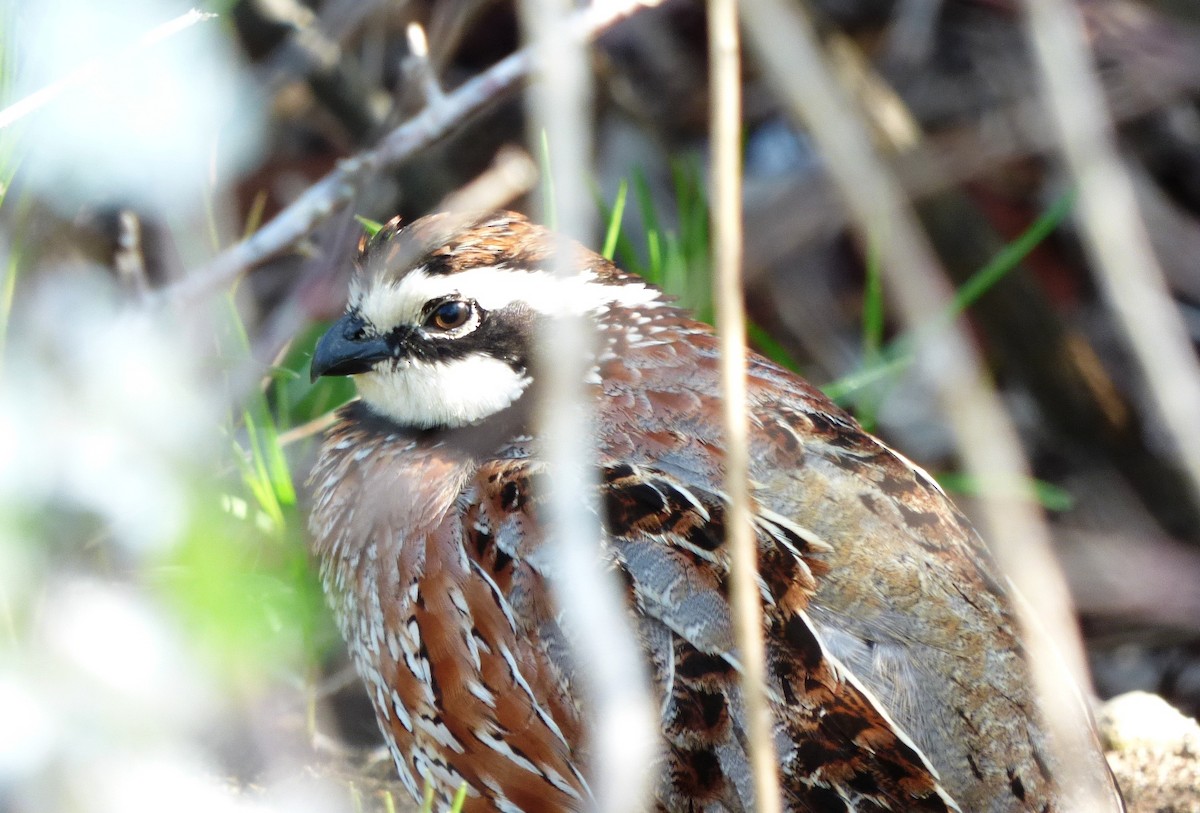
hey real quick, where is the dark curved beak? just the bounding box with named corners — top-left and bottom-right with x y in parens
top-left (310, 313), bottom-right (392, 382)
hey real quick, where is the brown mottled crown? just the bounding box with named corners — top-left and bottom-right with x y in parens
top-left (354, 210), bottom-right (645, 288)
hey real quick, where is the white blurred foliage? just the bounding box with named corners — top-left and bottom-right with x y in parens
top-left (0, 270), bottom-right (234, 805)
top-left (0, 580), bottom-right (219, 799)
top-left (0, 272), bottom-right (352, 811)
top-left (11, 0), bottom-right (263, 214)
top-left (0, 675), bottom-right (55, 782)
top-left (0, 270), bottom-right (217, 554)
top-left (80, 751), bottom-right (269, 813)
top-left (43, 579), bottom-right (212, 716)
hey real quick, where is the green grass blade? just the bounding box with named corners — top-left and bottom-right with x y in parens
top-left (824, 190), bottom-right (1077, 404)
top-left (239, 409), bottom-right (285, 529)
top-left (862, 238), bottom-right (885, 360)
top-left (645, 228), bottom-right (664, 283)
top-left (820, 353), bottom-right (910, 403)
top-left (355, 215), bottom-right (384, 237)
top-left (936, 471), bottom-right (1075, 512)
top-left (949, 189), bottom-right (1076, 318)
top-left (631, 167), bottom-right (661, 236)
top-left (747, 322), bottom-right (801, 371)
top-left (450, 783), bottom-right (469, 812)
top-left (601, 179), bottom-right (628, 261)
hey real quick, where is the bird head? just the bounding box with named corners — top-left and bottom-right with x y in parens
top-left (310, 211), bottom-right (663, 430)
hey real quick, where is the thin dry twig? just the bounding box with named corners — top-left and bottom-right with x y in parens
top-left (160, 0), bottom-right (663, 307)
top-left (707, 1), bottom-right (782, 812)
top-left (403, 23), bottom-right (446, 106)
top-left (517, 0), bottom-right (658, 811)
top-left (277, 410), bottom-right (339, 447)
top-left (737, 0), bottom-right (1108, 808)
top-left (743, 64), bottom-right (1200, 275)
top-left (113, 209), bottom-right (150, 297)
top-left (438, 145), bottom-right (538, 214)
top-left (247, 0), bottom-right (386, 142)
top-left (1021, 0), bottom-right (1200, 527)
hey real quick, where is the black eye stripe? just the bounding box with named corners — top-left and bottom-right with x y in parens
top-left (375, 303), bottom-right (532, 370)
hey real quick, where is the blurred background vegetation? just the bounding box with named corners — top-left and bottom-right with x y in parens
top-left (3, 0), bottom-right (1200, 811)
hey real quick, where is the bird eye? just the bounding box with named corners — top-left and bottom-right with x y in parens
top-left (427, 300), bottom-right (473, 331)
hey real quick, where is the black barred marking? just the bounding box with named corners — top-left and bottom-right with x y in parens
top-left (615, 481), bottom-right (669, 519)
top-left (824, 710), bottom-right (875, 742)
top-left (696, 691), bottom-right (726, 729)
top-left (780, 674), bottom-right (798, 705)
top-left (684, 521), bottom-right (724, 552)
top-left (828, 431), bottom-right (876, 452)
top-left (793, 738), bottom-right (831, 770)
top-left (419, 640), bottom-right (442, 705)
top-left (875, 750), bottom-right (916, 783)
top-left (493, 548), bottom-right (514, 572)
top-left (805, 409), bottom-right (858, 438)
top-left (473, 528), bottom-right (493, 559)
top-left (675, 648), bottom-right (737, 681)
top-left (897, 502), bottom-right (943, 529)
top-left (678, 748), bottom-right (724, 797)
top-left (671, 688), bottom-right (729, 740)
top-left (780, 613), bottom-right (825, 671)
top-left (500, 481), bottom-right (522, 511)
top-left (601, 466), bottom-right (733, 564)
top-left (859, 492), bottom-right (885, 516)
top-left (419, 251), bottom-right (454, 277)
top-left (760, 547), bottom-right (802, 596)
top-left (848, 771), bottom-right (881, 796)
top-left (875, 465), bottom-right (943, 500)
top-left (800, 783), bottom-right (852, 812)
top-left (1008, 769), bottom-right (1026, 801)
top-left (604, 462), bottom-right (636, 482)
top-left (967, 753), bottom-right (984, 780)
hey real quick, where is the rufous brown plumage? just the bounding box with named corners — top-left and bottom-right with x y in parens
top-left (308, 212), bottom-right (1123, 812)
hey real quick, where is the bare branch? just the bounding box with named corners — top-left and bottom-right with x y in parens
top-left (160, 0), bottom-right (663, 307)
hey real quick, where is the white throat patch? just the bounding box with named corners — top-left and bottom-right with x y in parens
top-left (354, 355), bottom-right (531, 429)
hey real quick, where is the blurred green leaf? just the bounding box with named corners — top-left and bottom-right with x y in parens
top-left (824, 190), bottom-right (1077, 406)
top-left (935, 472), bottom-right (1075, 512)
top-left (355, 215), bottom-right (385, 237)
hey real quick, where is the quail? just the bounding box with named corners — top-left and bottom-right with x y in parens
top-left (308, 211), bottom-right (1123, 812)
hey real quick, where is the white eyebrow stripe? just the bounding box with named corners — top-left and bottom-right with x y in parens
top-left (354, 266), bottom-right (663, 330)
